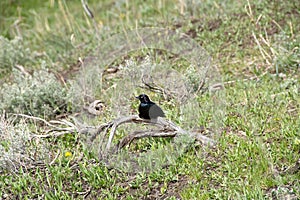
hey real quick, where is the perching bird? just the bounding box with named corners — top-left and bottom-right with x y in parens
top-left (136, 94), bottom-right (165, 120)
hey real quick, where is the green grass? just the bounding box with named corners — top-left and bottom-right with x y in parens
top-left (0, 0), bottom-right (299, 199)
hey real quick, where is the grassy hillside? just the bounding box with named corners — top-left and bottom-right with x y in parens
top-left (0, 0), bottom-right (299, 199)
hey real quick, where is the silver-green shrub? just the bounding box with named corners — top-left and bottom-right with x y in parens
top-left (0, 67), bottom-right (69, 118)
top-left (0, 36), bottom-right (32, 76)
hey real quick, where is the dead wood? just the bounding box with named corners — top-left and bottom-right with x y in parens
top-left (17, 113), bottom-right (216, 161)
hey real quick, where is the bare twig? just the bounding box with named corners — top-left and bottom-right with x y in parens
top-left (49, 150), bottom-right (61, 166)
top-left (14, 65), bottom-right (30, 76)
top-left (81, 0), bottom-right (100, 41)
top-left (15, 114), bottom-right (79, 138)
top-left (14, 114), bottom-right (57, 128)
top-left (32, 131), bottom-right (74, 138)
top-left (140, 77), bottom-right (175, 100)
top-left (117, 129), bottom-right (177, 149)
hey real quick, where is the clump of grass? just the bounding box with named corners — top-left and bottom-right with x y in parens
top-left (0, 66), bottom-right (69, 118)
top-left (252, 30), bottom-right (300, 74)
top-left (246, 0), bottom-right (300, 74)
top-left (273, 34), bottom-right (300, 73)
top-left (0, 114), bottom-right (48, 172)
top-left (0, 115), bottom-right (29, 171)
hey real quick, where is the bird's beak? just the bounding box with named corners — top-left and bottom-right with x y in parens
top-left (135, 96), bottom-right (139, 99)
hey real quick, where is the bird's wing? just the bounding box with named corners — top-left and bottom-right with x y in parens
top-left (149, 104), bottom-right (165, 119)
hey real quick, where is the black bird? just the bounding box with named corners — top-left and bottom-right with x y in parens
top-left (136, 94), bottom-right (165, 120)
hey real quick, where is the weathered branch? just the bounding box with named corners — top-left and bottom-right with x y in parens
top-left (17, 113), bottom-right (216, 161)
top-left (88, 115), bottom-right (216, 158)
